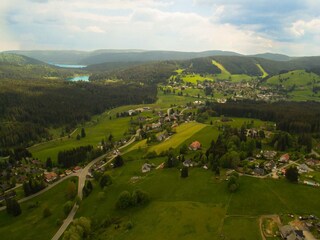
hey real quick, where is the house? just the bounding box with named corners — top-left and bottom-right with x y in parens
top-left (280, 225), bottom-right (295, 239)
top-left (141, 163), bottom-right (152, 173)
top-left (264, 160), bottom-right (276, 171)
top-left (141, 163), bottom-right (155, 173)
top-left (65, 170), bottom-right (72, 175)
top-left (279, 153), bottom-right (290, 163)
top-left (262, 150), bottom-right (277, 160)
top-left (280, 225), bottom-right (305, 240)
top-left (303, 180), bottom-right (319, 187)
top-left (305, 158), bottom-right (319, 167)
top-left (189, 141), bottom-right (201, 151)
top-left (44, 172), bottom-right (57, 183)
top-left (128, 109), bottom-right (136, 116)
top-left (298, 164), bottom-right (310, 174)
top-left (183, 159), bottom-right (193, 167)
top-left (73, 166), bottom-right (81, 173)
top-left (253, 167), bottom-right (265, 176)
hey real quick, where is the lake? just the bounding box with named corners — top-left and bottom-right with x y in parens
top-left (50, 63), bottom-right (87, 68)
top-left (67, 76), bottom-right (90, 82)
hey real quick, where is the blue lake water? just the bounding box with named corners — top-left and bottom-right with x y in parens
top-left (67, 76), bottom-right (90, 82)
top-left (50, 63), bottom-right (87, 68)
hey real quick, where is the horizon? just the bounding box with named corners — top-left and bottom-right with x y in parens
top-left (3, 49), bottom-right (320, 58)
top-left (1, 0), bottom-right (320, 56)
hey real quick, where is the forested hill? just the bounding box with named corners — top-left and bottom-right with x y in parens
top-left (6, 50), bottom-right (242, 65)
top-left (0, 53), bottom-right (77, 80)
top-left (0, 80), bottom-right (157, 148)
top-left (88, 55), bottom-right (320, 82)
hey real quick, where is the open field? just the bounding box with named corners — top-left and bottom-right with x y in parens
top-left (76, 152), bottom-right (320, 240)
top-left (266, 70), bottom-right (320, 87)
top-left (148, 122), bottom-right (206, 154)
top-left (257, 64), bottom-right (269, 78)
top-left (181, 74), bottom-right (214, 84)
top-left (212, 60), bottom-right (254, 82)
top-left (0, 177), bottom-right (78, 240)
top-left (30, 116), bottom-right (131, 162)
top-left (222, 216), bottom-right (261, 240)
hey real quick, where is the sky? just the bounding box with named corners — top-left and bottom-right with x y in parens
top-left (1, 0), bottom-right (320, 55)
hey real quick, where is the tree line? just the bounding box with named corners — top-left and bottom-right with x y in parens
top-left (0, 80), bottom-right (157, 148)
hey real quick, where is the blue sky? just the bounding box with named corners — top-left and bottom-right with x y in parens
top-left (1, 0), bottom-right (320, 55)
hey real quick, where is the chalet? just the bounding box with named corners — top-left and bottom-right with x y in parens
top-left (141, 163), bottom-right (152, 173)
top-left (73, 166), bottom-right (81, 173)
top-left (305, 158), bottom-right (319, 167)
top-left (279, 153), bottom-right (290, 163)
top-left (183, 159), bottom-right (193, 167)
top-left (128, 109), bottom-right (136, 116)
top-left (44, 172), bottom-right (57, 183)
top-left (253, 168), bottom-right (265, 176)
top-left (262, 150), bottom-right (277, 160)
top-left (189, 141), bottom-right (201, 151)
top-left (264, 160), bottom-right (276, 171)
top-left (303, 180), bottom-right (319, 187)
top-left (65, 170), bottom-right (72, 175)
top-left (298, 164), bottom-right (310, 174)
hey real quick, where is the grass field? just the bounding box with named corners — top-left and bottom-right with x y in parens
top-left (181, 74), bottom-right (214, 84)
top-left (148, 122), bottom-right (206, 154)
top-left (266, 70), bottom-right (320, 87)
top-left (222, 216), bottom-right (261, 240)
top-left (257, 64), bottom-right (268, 78)
top-left (76, 152), bottom-right (320, 240)
top-left (0, 177), bottom-right (78, 240)
top-left (206, 117), bottom-right (270, 129)
top-left (30, 116), bottom-right (131, 162)
top-left (211, 60), bottom-right (255, 82)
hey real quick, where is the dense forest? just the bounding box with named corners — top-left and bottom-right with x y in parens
top-left (0, 53), bottom-right (79, 80)
top-left (205, 100), bottom-right (320, 134)
top-left (89, 61), bottom-right (177, 83)
top-left (0, 80), bottom-right (157, 148)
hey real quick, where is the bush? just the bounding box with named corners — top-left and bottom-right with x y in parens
top-left (285, 166), bottom-right (299, 182)
top-left (113, 155), bottom-right (124, 168)
top-left (116, 191), bottom-right (132, 209)
top-left (43, 206), bottom-right (52, 218)
top-left (116, 190), bottom-right (150, 209)
top-left (6, 198), bottom-right (21, 217)
top-left (99, 173), bottom-right (112, 188)
top-left (131, 190), bottom-right (150, 205)
top-left (181, 166), bottom-right (188, 178)
top-left (228, 175), bottom-right (239, 192)
top-left (126, 221), bottom-right (133, 230)
top-left (63, 201), bottom-right (74, 217)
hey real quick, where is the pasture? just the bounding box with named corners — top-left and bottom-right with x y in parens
top-left (76, 152), bottom-right (320, 240)
top-left (0, 177), bottom-right (78, 240)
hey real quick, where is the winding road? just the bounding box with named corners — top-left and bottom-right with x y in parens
top-left (51, 135), bottom-right (136, 240)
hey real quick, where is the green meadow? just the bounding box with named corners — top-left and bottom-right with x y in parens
top-left (76, 152), bottom-right (320, 240)
top-left (0, 177), bottom-right (78, 240)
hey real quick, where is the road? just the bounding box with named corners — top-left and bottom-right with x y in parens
top-left (0, 174), bottom-right (76, 212)
top-left (51, 135), bottom-right (136, 240)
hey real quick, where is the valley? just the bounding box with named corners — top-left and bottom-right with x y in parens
top-left (1, 51), bottom-right (320, 240)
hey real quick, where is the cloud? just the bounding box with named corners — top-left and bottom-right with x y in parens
top-left (1, 0), bottom-right (320, 55)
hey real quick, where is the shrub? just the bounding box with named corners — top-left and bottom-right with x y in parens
top-left (116, 191), bottom-right (132, 209)
top-left (63, 201), bottom-right (74, 217)
top-left (43, 206), bottom-right (52, 218)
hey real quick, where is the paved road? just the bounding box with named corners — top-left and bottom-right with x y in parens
top-left (0, 174), bottom-right (76, 212)
top-left (51, 135), bottom-right (136, 240)
top-left (51, 205), bottom-right (79, 240)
